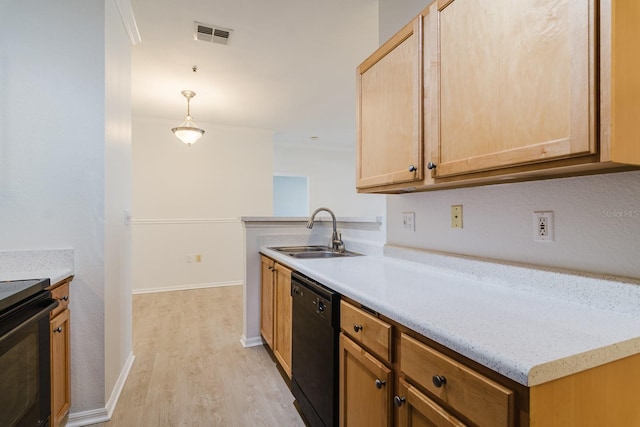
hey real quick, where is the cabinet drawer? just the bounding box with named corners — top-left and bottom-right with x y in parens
top-left (50, 283), bottom-right (70, 318)
top-left (340, 300), bottom-right (392, 362)
top-left (398, 377), bottom-right (466, 427)
top-left (400, 333), bottom-right (514, 427)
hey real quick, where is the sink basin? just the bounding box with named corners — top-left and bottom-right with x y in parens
top-left (269, 246), bottom-right (362, 259)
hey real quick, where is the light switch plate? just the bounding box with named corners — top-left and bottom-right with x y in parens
top-left (451, 205), bottom-right (463, 228)
top-left (402, 212), bottom-right (415, 232)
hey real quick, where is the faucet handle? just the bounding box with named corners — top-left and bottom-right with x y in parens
top-left (334, 232), bottom-right (345, 253)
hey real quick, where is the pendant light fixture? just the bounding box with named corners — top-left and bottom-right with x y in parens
top-left (171, 90), bottom-right (205, 146)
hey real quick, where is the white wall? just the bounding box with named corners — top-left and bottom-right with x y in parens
top-left (273, 144), bottom-right (386, 218)
top-left (0, 0), bottom-right (133, 416)
top-left (378, 0), bottom-right (428, 44)
top-left (104, 0), bottom-right (134, 404)
top-left (131, 117), bottom-right (273, 292)
top-left (387, 171), bottom-right (640, 279)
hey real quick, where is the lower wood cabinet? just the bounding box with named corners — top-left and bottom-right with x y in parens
top-left (396, 378), bottom-right (465, 427)
top-left (273, 262), bottom-right (293, 378)
top-left (339, 333), bottom-right (393, 427)
top-left (260, 256), bottom-right (275, 348)
top-left (48, 277), bottom-right (73, 427)
top-left (260, 255), bottom-right (293, 378)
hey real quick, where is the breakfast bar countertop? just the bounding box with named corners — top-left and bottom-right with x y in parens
top-left (260, 244), bottom-right (640, 387)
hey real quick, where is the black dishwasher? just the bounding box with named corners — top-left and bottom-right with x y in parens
top-left (291, 271), bottom-right (340, 427)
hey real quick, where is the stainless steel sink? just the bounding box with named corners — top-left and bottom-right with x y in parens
top-left (269, 246), bottom-right (362, 259)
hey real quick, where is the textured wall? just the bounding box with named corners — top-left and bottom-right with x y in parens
top-left (0, 0), bottom-right (109, 413)
top-left (387, 171), bottom-right (640, 279)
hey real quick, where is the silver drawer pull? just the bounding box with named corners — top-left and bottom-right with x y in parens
top-left (53, 326), bottom-right (63, 333)
top-left (353, 324), bottom-right (363, 333)
top-left (375, 379), bottom-right (386, 389)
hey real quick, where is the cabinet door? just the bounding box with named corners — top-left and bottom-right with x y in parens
top-left (51, 308), bottom-right (70, 427)
top-left (339, 333), bottom-right (392, 427)
top-left (260, 256), bottom-right (275, 348)
top-left (428, 0), bottom-right (595, 178)
top-left (273, 263), bottom-right (292, 378)
top-left (357, 15), bottom-right (423, 189)
top-left (397, 378), bottom-right (467, 427)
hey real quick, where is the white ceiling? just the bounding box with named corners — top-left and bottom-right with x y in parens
top-left (130, 0), bottom-right (379, 149)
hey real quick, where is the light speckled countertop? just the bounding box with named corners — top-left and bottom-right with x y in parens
top-left (260, 245), bottom-right (640, 387)
top-left (0, 249), bottom-right (75, 286)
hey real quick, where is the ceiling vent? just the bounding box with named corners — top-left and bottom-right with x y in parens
top-left (194, 22), bottom-right (233, 45)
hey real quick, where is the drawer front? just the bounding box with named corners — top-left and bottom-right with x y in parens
top-left (400, 333), bottom-right (514, 427)
top-left (398, 378), bottom-right (467, 427)
top-left (340, 300), bottom-right (392, 362)
top-left (50, 283), bottom-right (70, 318)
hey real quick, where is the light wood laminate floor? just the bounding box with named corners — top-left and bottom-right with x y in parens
top-left (94, 286), bottom-right (305, 427)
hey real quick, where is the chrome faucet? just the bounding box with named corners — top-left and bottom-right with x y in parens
top-left (306, 207), bottom-right (345, 253)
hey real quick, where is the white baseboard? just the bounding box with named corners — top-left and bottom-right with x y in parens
top-left (66, 407), bottom-right (109, 427)
top-left (106, 351), bottom-right (135, 418)
top-left (133, 280), bottom-right (243, 295)
top-left (241, 335), bottom-right (264, 348)
top-left (66, 351), bottom-right (135, 426)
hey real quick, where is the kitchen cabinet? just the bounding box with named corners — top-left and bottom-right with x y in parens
top-left (358, 0), bottom-right (640, 194)
top-left (339, 333), bottom-right (393, 427)
top-left (396, 378), bottom-right (465, 427)
top-left (273, 262), bottom-right (293, 378)
top-left (356, 15), bottom-right (423, 189)
top-left (340, 300), bottom-right (392, 363)
top-left (260, 255), bottom-right (275, 348)
top-left (48, 277), bottom-right (73, 427)
top-left (260, 255), bottom-right (293, 378)
top-left (431, 0), bottom-right (594, 178)
top-left (399, 333), bottom-right (514, 427)
top-left (339, 299), bottom-right (524, 427)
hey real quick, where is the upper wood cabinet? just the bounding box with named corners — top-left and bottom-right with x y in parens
top-left (429, 0), bottom-right (595, 178)
top-left (356, 15), bottom-right (423, 189)
top-left (357, 0), bottom-right (640, 194)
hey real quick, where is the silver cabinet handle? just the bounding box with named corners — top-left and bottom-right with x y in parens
top-left (427, 161), bottom-right (437, 170)
top-left (353, 324), bottom-right (363, 333)
top-left (61, 296), bottom-right (69, 301)
top-left (53, 326), bottom-right (63, 333)
top-left (375, 379), bottom-right (386, 389)
top-left (408, 165), bottom-right (417, 172)
top-left (394, 396), bottom-right (406, 407)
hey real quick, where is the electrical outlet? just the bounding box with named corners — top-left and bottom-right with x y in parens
top-left (402, 212), bottom-right (415, 232)
top-left (451, 205), bottom-right (463, 229)
top-left (195, 254), bottom-right (202, 263)
top-left (533, 211), bottom-right (554, 241)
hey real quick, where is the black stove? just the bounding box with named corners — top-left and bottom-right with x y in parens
top-left (0, 278), bottom-right (51, 313)
top-left (0, 277), bottom-right (56, 427)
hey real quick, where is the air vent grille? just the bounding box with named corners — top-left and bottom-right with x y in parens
top-left (194, 22), bottom-right (232, 45)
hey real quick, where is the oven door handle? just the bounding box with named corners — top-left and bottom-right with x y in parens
top-left (0, 299), bottom-right (59, 344)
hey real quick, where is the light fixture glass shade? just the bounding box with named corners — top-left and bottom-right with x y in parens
top-left (172, 90), bottom-right (205, 146)
top-left (172, 122), bottom-right (205, 145)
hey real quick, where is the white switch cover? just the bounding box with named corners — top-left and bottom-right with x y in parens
top-left (402, 212), bottom-right (415, 232)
